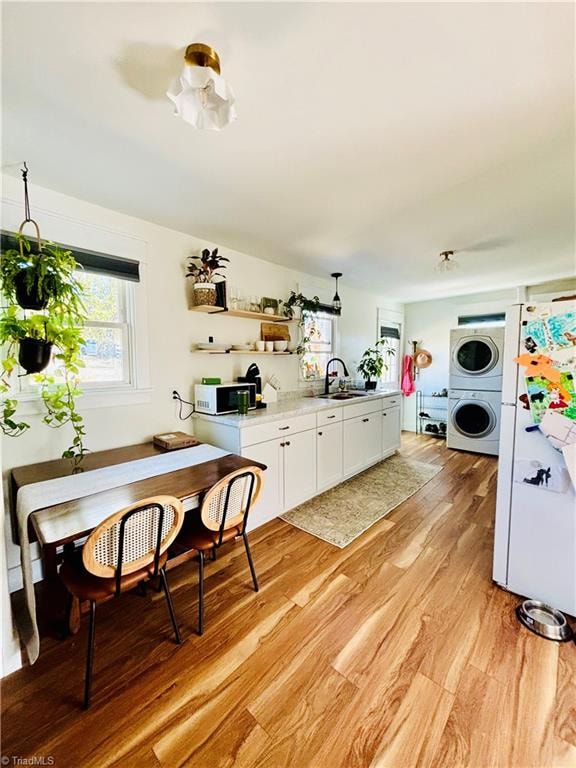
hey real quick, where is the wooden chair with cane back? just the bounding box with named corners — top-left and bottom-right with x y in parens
top-left (176, 466), bottom-right (263, 635)
top-left (59, 495), bottom-right (185, 709)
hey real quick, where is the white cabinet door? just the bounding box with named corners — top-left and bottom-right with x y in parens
top-left (364, 413), bottom-right (383, 466)
top-left (242, 438), bottom-right (284, 529)
top-left (317, 421), bottom-right (343, 492)
top-left (382, 406), bottom-right (401, 456)
top-left (283, 429), bottom-right (317, 510)
top-left (343, 416), bottom-right (367, 477)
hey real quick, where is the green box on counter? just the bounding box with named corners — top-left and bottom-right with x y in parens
top-left (201, 377), bottom-right (221, 385)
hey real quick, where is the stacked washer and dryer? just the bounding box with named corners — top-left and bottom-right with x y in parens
top-left (447, 327), bottom-right (504, 456)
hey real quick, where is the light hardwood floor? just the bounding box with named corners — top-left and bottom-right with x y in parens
top-left (2, 434), bottom-right (575, 767)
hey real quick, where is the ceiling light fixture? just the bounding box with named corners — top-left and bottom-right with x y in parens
top-left (436, 250), bottom-right (459, 273)
top-left (167, 43), bottom-right (237, 131)
top-left (331, 272), bottom-right (343, 312)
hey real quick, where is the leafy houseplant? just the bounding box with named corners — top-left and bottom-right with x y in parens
top-left (281, 291), bottom-right (320, 320)
top-left (186, 247), bottom-right (229, 307)
top-left (280, 291), bottom-right (321, 360)
top-left (1, 222), bottom-right (83, 312)
top-left (0, 234), bottom-right (88, 470)
top-left (357, 339), bottom-right (395, 390)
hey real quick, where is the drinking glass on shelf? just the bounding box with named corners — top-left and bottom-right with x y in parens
top-left (228, 285), bottom-right (240, 311)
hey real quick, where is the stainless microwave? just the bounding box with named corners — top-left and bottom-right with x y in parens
top-left (194, 383), bottom-right (257, 415)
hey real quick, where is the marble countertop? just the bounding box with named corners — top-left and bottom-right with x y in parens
top-left (193, 389), bottom-right (401, 428)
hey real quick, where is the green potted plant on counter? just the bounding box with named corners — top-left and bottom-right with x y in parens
top-left (357, 339), bottom-right (395, 391)
top-left (186, 247), bottom-right (229, 307)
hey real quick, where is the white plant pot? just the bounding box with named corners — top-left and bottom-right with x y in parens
top-left (292, 306), bottom-right (302, 319)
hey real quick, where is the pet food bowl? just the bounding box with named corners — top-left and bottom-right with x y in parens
top-left (516, 600), bottom-right (573, 642)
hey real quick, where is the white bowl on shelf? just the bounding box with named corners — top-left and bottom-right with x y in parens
top-left (274, 340), bottom-right (288, 352)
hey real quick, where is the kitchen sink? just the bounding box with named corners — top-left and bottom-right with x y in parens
top-left (316, 391), bottom-right (369, 400)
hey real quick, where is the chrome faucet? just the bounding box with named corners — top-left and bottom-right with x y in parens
top-left (324, 358), bottom-right (349, 394)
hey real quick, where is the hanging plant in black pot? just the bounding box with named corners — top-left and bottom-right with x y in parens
top-left (0, 163), bottom-right (89, 469)
top-left (2, 221), bottom-right (81, 311)
top-left (18, 336), bottom-right (53, 374)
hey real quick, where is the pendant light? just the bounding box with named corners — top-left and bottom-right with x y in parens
top-left (331, 272), bottom-right (342, 312)
top-left (436, 250), bottom-right (459, 273)
top-left (167, 43), bottom-right (237, 131)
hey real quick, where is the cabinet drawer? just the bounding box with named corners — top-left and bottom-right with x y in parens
top-left (382, 395), bottom-right (401, 410)
top-left (240, 413), bottom-right (317, 447)
top-left (342, 399), bottom-right (383, 421)
top-left (317, 407), bottom-right (343, 427)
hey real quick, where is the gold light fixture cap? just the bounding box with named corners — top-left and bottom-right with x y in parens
top-left (184, 43), bottom-right (221, 75)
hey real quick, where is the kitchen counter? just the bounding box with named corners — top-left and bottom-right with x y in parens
top-left (193, 389), bottom-right (401, 427)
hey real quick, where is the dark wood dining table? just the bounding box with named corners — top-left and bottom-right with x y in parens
top-left (11, 441), bottom-right (266, 633)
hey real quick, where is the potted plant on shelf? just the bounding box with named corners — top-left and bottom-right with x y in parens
top-left (281, 291), bottom-right (320, 320)
top-left (280, 291), bottom-right (321, 358)
top-left (0, 235), bottom-right (88, 470)
top-left (186, 247), bottom-right (229, 307)
top-left (357, 339), bottom-right (395, 391)
top-left (1, 222), bottom-right (83, 311)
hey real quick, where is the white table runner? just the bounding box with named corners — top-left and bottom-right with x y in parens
top-left (16, 444), bottom-right (230, 664)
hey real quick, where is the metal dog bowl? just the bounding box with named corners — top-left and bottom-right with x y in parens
top-left (516, 600), bottom-right (573, 642)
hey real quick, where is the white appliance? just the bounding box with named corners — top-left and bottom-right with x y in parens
top-left (194, 383), bottom-right (256, 415)
top-left (447, 389), bottom-right (501, 456)
top-left (449, 327), bottom-right (504, 391)
top-left (493, 301), bottom-right (576, 616)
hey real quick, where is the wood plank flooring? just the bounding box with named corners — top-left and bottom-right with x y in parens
top-left (2, 433), bottom-right (575, 767)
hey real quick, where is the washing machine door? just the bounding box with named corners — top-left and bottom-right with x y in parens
top-left (452, 336), bottom-right (499, 376)
top-left (451, 400), bottom-right (496, 438)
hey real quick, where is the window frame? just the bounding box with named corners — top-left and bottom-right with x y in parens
top-left (0, 224), bottom-right (151, 415)
top-left (299, 310), bottom-right (339, 383)
top-left (376, 308), bottom-right (404, 389)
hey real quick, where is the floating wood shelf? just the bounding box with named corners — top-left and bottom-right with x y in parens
top-left (190, 306), bottom-right (295, 323)
top-left (191, 350), bottom-right (294, 356)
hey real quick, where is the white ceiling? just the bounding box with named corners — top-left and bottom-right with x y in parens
top-left (2, 2), bottom-right (574, 302)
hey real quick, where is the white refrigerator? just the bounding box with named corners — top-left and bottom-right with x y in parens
top-left (493, 300), bottom-right (576, 616)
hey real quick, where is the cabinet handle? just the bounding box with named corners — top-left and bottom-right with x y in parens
top-left (383, 412), bottom-right (387, 416)
top-left (362, 418), bottom-right (369, 423)
top-left (278, 426), bottom-right (290, 431)
top-left (327, 415), bottom-right (336, 419)
top-left (280, 442), bottom-right (285, 447)
top-left (285, 440), bottom-right (291, 446)
top-left (318, 431), bottom-right (323, 436)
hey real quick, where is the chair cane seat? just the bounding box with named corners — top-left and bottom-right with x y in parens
top-left (60, 550), bottom-right (169, 603)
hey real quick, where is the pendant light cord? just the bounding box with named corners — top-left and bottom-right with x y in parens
top-left (21, 161), bottom-right (31, 222)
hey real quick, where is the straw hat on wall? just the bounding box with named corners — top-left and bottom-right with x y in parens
top-left (414, 348), bottom-right (433, 368)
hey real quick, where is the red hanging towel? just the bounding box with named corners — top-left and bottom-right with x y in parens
top-left (401, 354), bottom-right (415, 396)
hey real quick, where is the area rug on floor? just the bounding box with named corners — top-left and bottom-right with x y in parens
top-left (280, 453), bottom-right (442, 548)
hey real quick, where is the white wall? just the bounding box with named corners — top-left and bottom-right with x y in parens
top-left (1, 175), bottom-right (401, 671)
top-left (402, 278), bottom-right (576, 431)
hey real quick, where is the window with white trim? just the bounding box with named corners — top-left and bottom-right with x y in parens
top-left (76, 270), bottom-right (133, 386)
top-left (0, 229), bottom-right (142, 394)
top-left (300, 311), bottom-right (337, 381)
top-left (379, 323), bottom-right (401, 386)
top-left (17, 271), bottom-right (135, 392)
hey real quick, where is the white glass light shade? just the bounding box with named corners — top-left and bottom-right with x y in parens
top-left (436, 253), bottom-right (459, 273)
top-left (167, 65), bottom-right (237, 131)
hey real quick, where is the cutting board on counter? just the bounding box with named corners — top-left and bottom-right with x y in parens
top-left (261, 323), bottom-right (291, 341)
